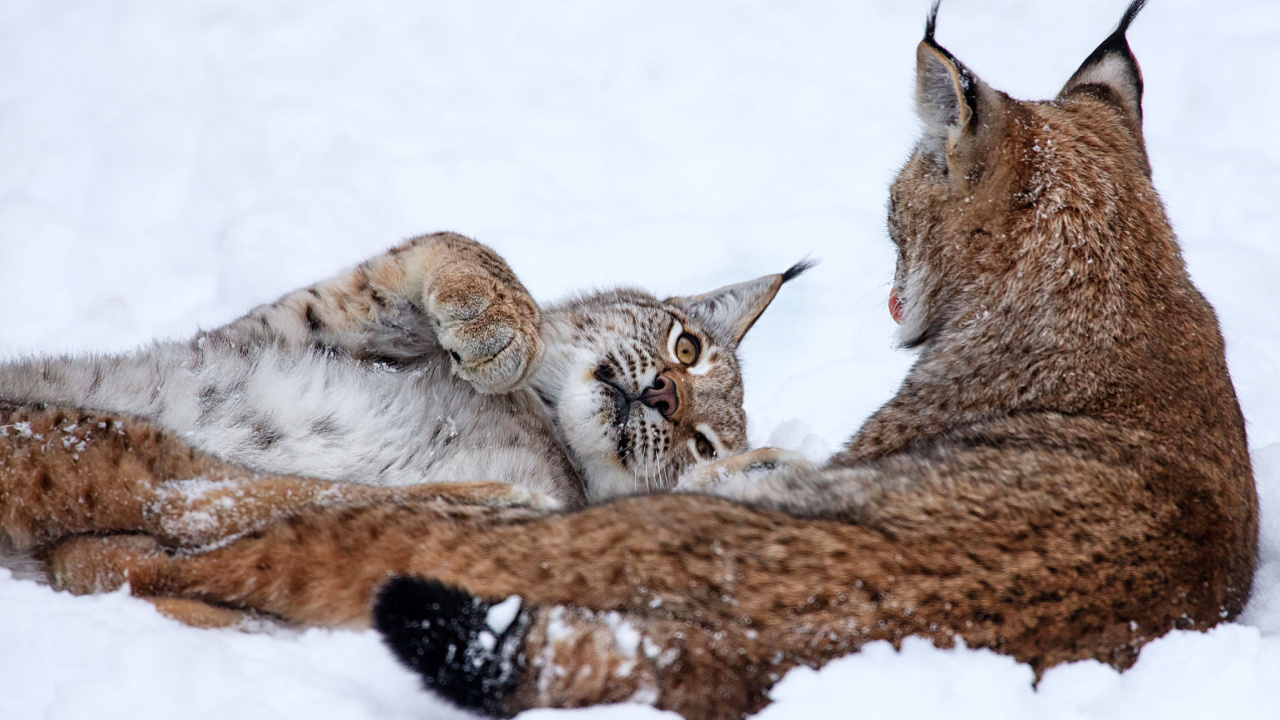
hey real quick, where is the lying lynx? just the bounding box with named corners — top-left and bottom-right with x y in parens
top-left (0, 2), bottom-right (1258, 719)
top-left (0, 232), bottom-right (804, 512)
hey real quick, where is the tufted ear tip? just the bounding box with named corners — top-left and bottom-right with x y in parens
top-left (915, 4), bottom-right (987, 159)
top-left (669, 260), bottom-right (812, 345)
top-left (1059, 0), bottom-right (1147, 123)
top-left (780, 259), bottom-right (817, 285)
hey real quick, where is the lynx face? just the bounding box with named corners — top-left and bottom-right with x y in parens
top-left (535, 267), bottom-right (808, 501)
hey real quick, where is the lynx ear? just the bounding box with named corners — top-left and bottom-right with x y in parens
top-left (669, 261), bottom-right (813, 346)
top-left (915, 2), bottom-right (991, 159)
top-left (1059, 0), bottom-right (1147, 124)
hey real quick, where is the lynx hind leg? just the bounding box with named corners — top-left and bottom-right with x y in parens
top-left (148, 597), bottom-right (258, 629)
top-left (42, 534), bottom-right (160, 595)
top-left (42, 535), bottom-right (259, 628)
top-left (149, 477), bottom-right (560, 549)
top-left (0, 404), bottom-right (250, 551)
top-left (373, 578), bottom-right (766, 720)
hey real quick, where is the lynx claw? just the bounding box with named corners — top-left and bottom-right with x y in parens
top-left (43, 534), bottom-right (162, 595)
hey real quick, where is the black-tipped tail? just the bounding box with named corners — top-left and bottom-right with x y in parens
top-left (373, 577), bottom-right (528, 717)
top-left (780, 259), bottom-right (817, 285)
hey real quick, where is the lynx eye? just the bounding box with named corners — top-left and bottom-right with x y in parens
top-left (694, 433), bottom-right (716, 460)
top-left (675, 333), bottom-right (701, 365)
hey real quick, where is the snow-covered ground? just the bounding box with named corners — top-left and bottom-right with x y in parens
top-left (1, 0), bottom-right (1278, 718)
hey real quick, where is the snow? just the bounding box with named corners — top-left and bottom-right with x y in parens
top-left (1, 0), bottom-right (1278, 718)
top-left (486, 595), bottom-right (524, 636)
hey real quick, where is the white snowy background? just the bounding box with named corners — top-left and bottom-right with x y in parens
top-left (1, 0), bottom-right (1278, 718)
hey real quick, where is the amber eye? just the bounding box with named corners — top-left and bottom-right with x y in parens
top-left (675, 333), bottom-right (701, 365)
top-left (694, 433), bottom-right (716, 460)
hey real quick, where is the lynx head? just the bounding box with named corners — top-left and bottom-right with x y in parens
top-left (534, 263), bottom-right (810, 501)
top-left (887, 0), bottom-right (1169, 349)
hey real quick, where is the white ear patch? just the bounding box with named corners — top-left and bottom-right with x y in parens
top-left (1073, 52), bottom-right (1131, 87)
top-left (1069, 53), bottom-right (1141, 115)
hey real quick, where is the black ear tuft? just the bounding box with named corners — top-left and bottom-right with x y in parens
top-left (1060, 0), bottom-right (1148, 120)
top-left (917, 1), bottom-right (981, 141)
top-left (669, 263), bottom-right (807, 346)
top-left (924, 0), bottom-right (941, 44)
top-left (780, 259), bottom-right (817, 285)
top-left (373, 576), bottom-right (527, 717)
top-left (1115, 0), bottom-right (1147, 36)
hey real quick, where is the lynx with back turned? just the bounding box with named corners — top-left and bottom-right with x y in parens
top-left (8, 3), bottom-right (1257, 719)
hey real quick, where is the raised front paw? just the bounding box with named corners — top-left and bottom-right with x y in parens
top-left (423, 236), bottom-right (543, 394)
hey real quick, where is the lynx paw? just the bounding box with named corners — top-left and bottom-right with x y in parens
top-left (675, 447), bottom-right (809, 493)
top-left (426, 267), bottom-right (542, 394)
top-left (486, 485), bottom-right (562, 511)
top-left (43, 534), bottom-right (161, 595)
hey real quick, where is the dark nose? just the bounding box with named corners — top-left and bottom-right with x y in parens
top-left (639, 373), bottom-right (680, 419)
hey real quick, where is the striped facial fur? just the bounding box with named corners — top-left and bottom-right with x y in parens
top-left (534, 265), bottom-right (809, 502)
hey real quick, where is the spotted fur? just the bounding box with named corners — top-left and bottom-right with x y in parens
top-left (3, 4), bottom-right (1258, 720)
top-left (0, 233), bottom-right (800, 509)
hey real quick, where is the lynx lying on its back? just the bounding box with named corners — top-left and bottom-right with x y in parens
top-left (0, 232), bottom-right (802, 509)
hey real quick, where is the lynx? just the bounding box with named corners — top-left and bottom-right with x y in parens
top-left (0, 232), bottom-right (804, 512)
top-left (0, 2), bottom-right (1258, 720)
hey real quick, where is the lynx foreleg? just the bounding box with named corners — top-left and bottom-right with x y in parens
top-left (0, 403), bottom-right (363, 551)
top-left (148, 597), bottom-right (259, 628)
top-left (43, 523), bottom-right (403, 627)
top-left (218, 232), bottom-right (543, 393)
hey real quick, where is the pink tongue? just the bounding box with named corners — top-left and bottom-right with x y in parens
top-left (889, 289), bottom-right (903, 324)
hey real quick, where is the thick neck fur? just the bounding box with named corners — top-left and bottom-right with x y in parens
top-left (840, 95), bottom-right (1248, 482)
top-left (527, 312), bottom-right (633, 498)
